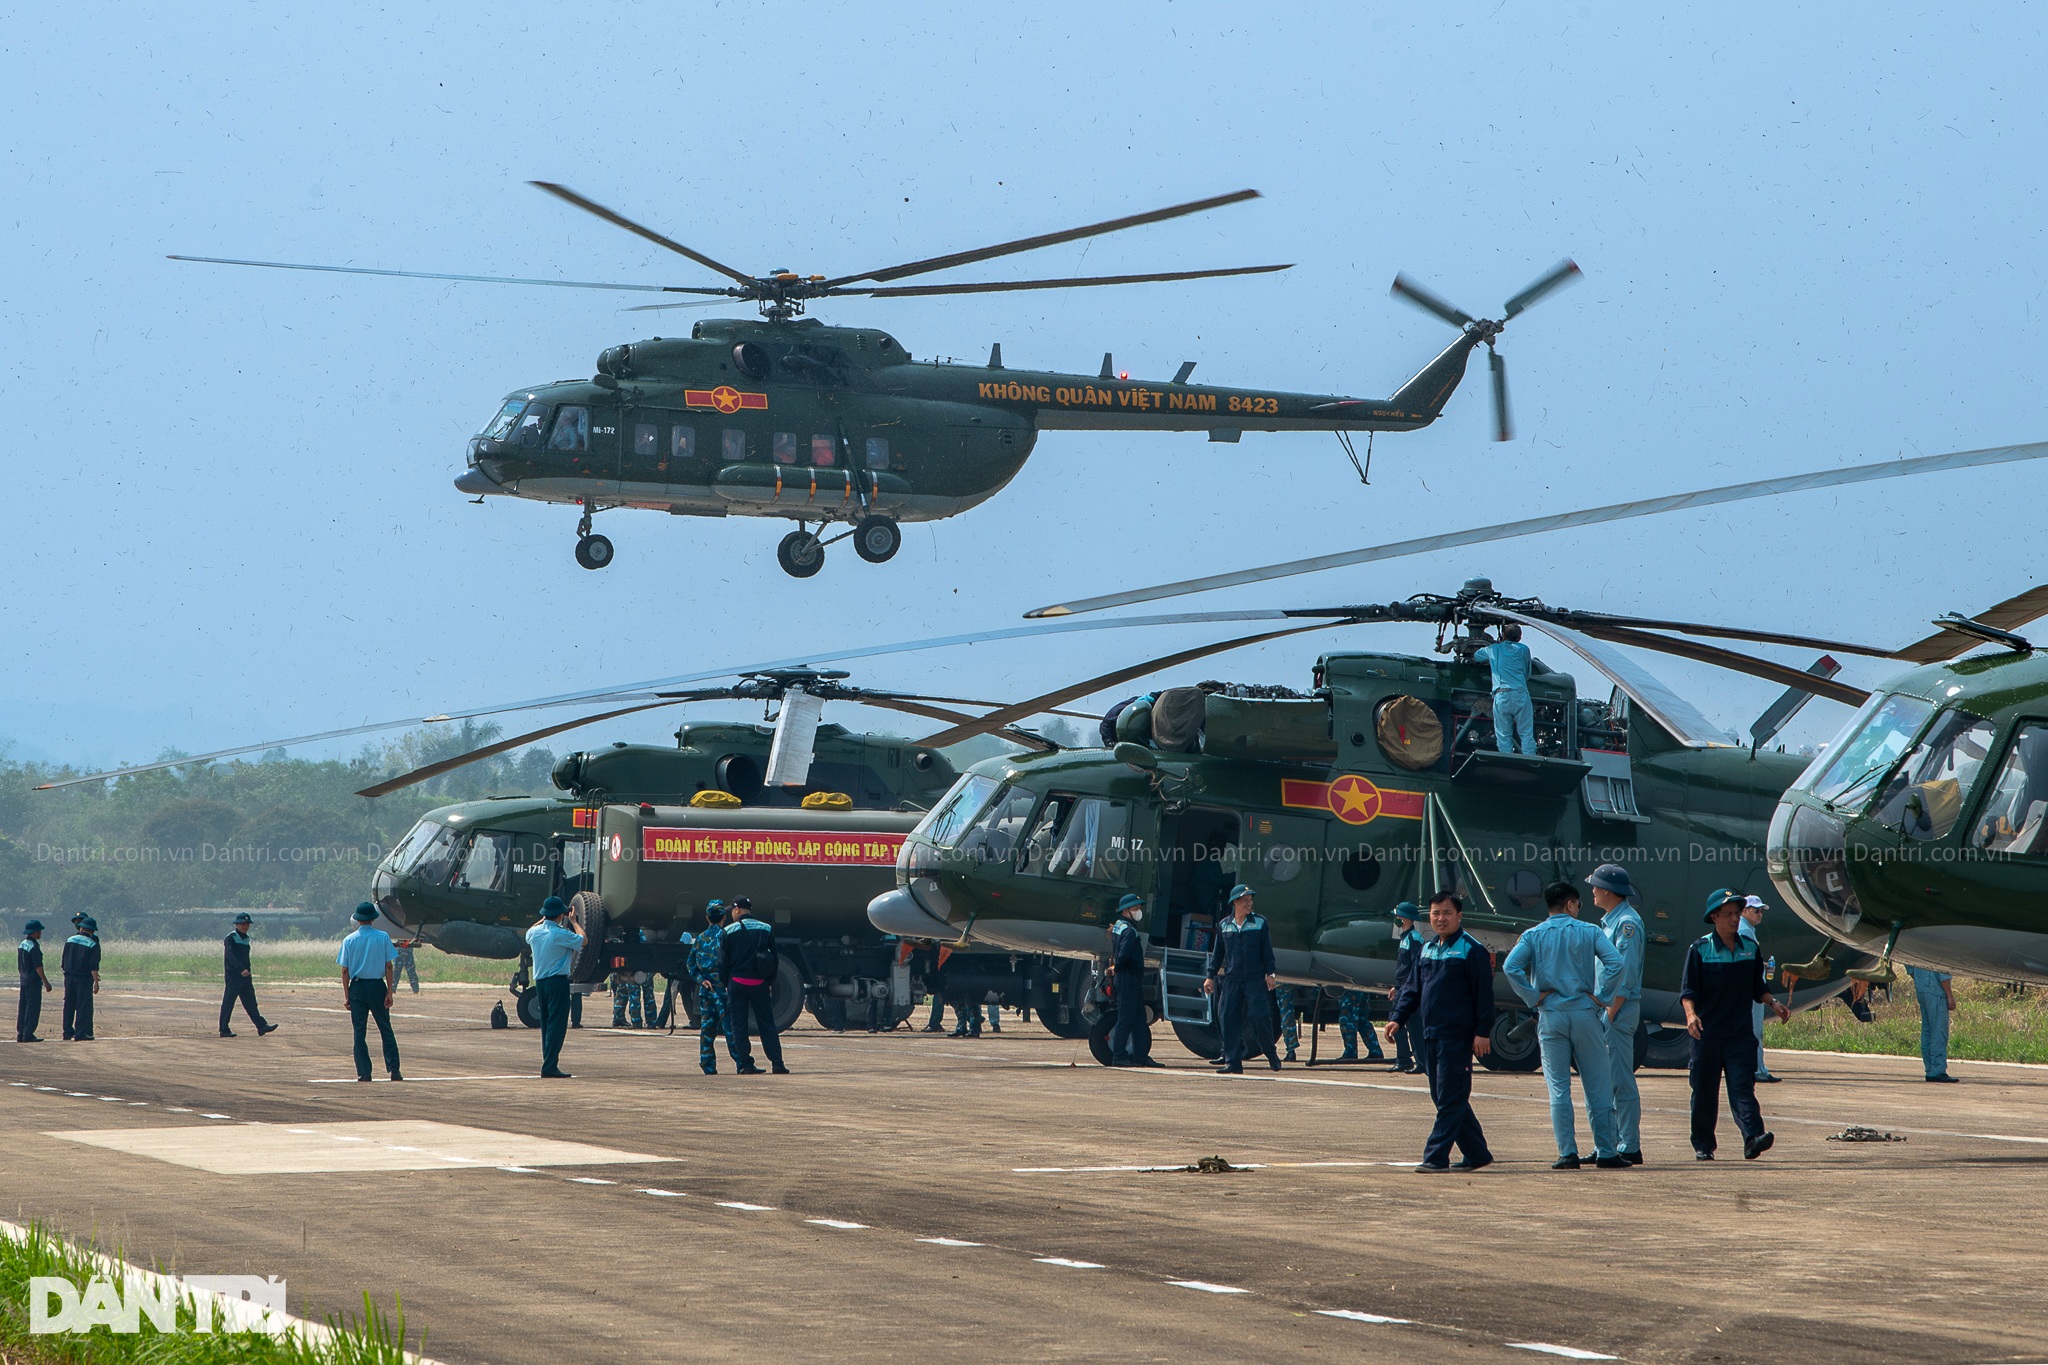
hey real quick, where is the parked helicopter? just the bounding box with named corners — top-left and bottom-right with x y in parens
top-left (359, 671), bottom-right (1102, 1034)
top-left (171, 181), bottom-right (1578, 575)
top-left (1768, 589), bottom-right (2048, 987)
top-left (872, 579), bottom-right (1880, 1069)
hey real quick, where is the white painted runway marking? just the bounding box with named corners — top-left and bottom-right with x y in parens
top-left (47, 1120), bottom-right (674, 1174)
top-left (918, 1237), bottom-right (983, 1247)
top-left (1167, 1280), bottom-right (1247, 1294)
top-left (640, 1188), bottom-right (687, 1197)
top-left (499, 1166), bottom-right (542, 1174)
top-left (567, 1177), bottom-right (616, 1185)
top-left (1317, 1309), bottom-right (1413, 1325)
top-left (1507, 1345), bottom-right (1617, 1360)
top-left (716, 1201), bottom-right (774, 1211)
top-left (1034, 1257), bottom-right (1105, 1269)
top-left (200, 1113), bottom-right (233, 1119)
top-left (307, 1074), bottom-right (532, 1084)
top-left (805, 1218), bottom-right (867, 1230)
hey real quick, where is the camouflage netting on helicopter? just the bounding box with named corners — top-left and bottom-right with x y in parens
top-left (1375, 694), bottom-right (1444, 771)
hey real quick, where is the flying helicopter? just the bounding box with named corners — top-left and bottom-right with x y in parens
top-left (170, 181), bottom-right (1578, 575)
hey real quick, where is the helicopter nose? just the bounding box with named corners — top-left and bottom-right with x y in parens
top-left (868, 886), bottom-right (953, 939)
top-left (454, 467), bottom-right (501, 496)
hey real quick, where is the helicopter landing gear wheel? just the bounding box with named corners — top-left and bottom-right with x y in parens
top-left (776, 529), bottom-right (825, 578)
top-left (574, 534), bottom-right (614, 570)
top-left (852, 515), bottom-right (901, 564)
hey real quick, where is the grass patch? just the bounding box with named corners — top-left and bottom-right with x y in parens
top-left (96, 941), bottom-right (513, 987)
top-left (0, 1220), bottom-right (417, 1363)
top-left (1769, 978), bottom-right (2048, 1064)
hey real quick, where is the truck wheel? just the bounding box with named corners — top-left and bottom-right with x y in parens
top-left (569, 893), bottom-right (608, 982)
top-left (770, 954), bottom-right (805, 1032)
top-left (1480, 1009), bottom-right (1541, 1072)
top-left (1032, 960), bottom-right (1094, 1039)
top-left (514, 988), bottom-right (542, 1030)
top-left (808, 997), bottom-right (850, 1032)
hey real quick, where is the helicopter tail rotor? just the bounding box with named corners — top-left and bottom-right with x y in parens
top-left (1387, 259), bottom-right (1579, 442)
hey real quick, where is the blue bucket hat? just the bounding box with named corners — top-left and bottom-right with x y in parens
top-left (79, 917), bottom-right (98, 932)
top-left (1703, 887), bottom-right (1745, 922)
top-left (1227, 884), bottom-right (1255, 902)
top-left (353, 902), bottom-right (379, 922)
top-left (1587, 863), bottom-right (1636, 898)
top-left (1116, 893), bottom-right (1145, 912)
top-left (232, 913), bottom-right (252, 925)
top-left (1387, 900), bottom-right (1421, 923)
top-left (24, 919), bottom-right (43, 934)
top-left (541, 896), bottom-right (567, 919)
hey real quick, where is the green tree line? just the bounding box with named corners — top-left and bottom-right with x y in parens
top-left (0, 724), bottom-right (555, 927)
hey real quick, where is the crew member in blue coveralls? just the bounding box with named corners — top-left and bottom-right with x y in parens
top-left (1108, 893), bottom-right (1156, 1066)
top-left (1504, 882), bottom-right (1624, 1170)
top-left (218, 912), bottom-right (278, 1039)
top-left (17, 919), bottom-right (50, 1043)
top-left (1203, 885), bottom-right (1282, 1074)
top-left (1475, 623), bottom-right (1537, 755)
top-left (1388, 902), bottom-right (1425, 1075)
top-left (60, 917), bottom-right (100, 1042)
top-left (1906, 964), bottom-right (1958, 1082)
top-left (336, 903), bottom-right (401, 1082)
top-left (721, 898), bottom-right (790, 1075)
top-left (1589, 864), bottom-right (1647, 1162)
top-left (1386, 891), bottom-right (1495, 1171)
top-left (1683, 889), bottom-right (1790, 1159)
top-left (688, 900), bottom-right (734, 1074)
top-left (526, 895), bottom-right (585, 1079)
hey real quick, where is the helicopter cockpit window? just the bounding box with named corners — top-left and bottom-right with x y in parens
top-left (1973, 722), bottom-right (2048, 856)
top-left (772, 432), bottom-right (798, 465)
top-left (1806, 693), bottom-right (1934, 808)
top-left (1017, 794), bottom-right (1077, 874)
top-left (915, 774), bottom-right (1001, 850)
top-left (396, 822), bottom-right (462, 887)
top-left (1039, 797), bottom-right (1131, 885)
top-left (510, 404), bottom-right (549, 448)
top-left (548, 405), bottom-right (589, 453)
top-left (454, 830), bottom-right (511, 893)
top-left (1869, 709), bottom-right (1997, 840)
top-left (482, 399), bottom-right (526, 441)
top-left (956, 784), bottom-right (1037, 863)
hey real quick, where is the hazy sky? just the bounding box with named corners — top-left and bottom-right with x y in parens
top-left (4, 4), bottom-right (2043, 768)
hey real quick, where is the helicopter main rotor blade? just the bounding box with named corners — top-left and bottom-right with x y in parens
top-left (1895, 584), bottom-right (2048, 663)
top-left (166, 255), bottom-right (685, 293)
top-left (353, 701), bottom-right (692, 799)
top-left (848, 690), bottom-right (1099, 720)
top-left (1502, 259), bottom-right (1583, 319)
top-left (1025, 439), bottom-right (2048, 618)
top-left (623, 296), bottom-right (747, 313)
top-left (530, 181), bottom-right (758, 286)
top-left (859, 264), bottom-right (1292, 299)
top-left (822, 189), bottom-right (1260, 289)
top-left (915, 622), bottom-right (1343, 749)
top-left (1530, 609), bottom-right (1902, 659)
top-left (1389, 273), bottom-right (1476, 329)
top-left (1489, 348), bottom-right (1512, 442)
top-left (1552, 620), bottom-right (1873, 707)
top-left (849, 696), bottom-right (1055, 752)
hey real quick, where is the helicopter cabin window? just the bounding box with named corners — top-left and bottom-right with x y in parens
top-left (510, 404), bottom-right (549, 448)
top-left (633, 423), bottom-right (659, 458)
top-left (1973, 722), bottom-right (2048, 856)
top-left (1869, 709), bottom-right (1997, 841)
top-left (548, 405), bottom-right (590, 454)
top-left (1806, 693), bottom-right (1933, 808)
top-left (1026, 795), bottom-right (1130, 885)
top-left (482, 399), bottom-right (526, 441)
top-left (672, 425), bottom-right (696, 462)
top-left (722, 428), bottom-right (746, 463)
top-left (1017, 794), bottom-right (1077, 875)
top-left (454, 830), bottom-right (511, 893)
top-left (865, 437), bottom-right (890, 470)
top-left (811, 435), bottom-right (836, 467)
top-left (772, 432), bottom-right (798, 465)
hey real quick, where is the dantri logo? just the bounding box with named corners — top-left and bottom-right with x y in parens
top-left (29, 1273), bottom-right (288, 1334)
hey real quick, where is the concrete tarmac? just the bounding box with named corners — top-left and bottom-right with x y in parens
top-left (3, 982), bottom-right (2044, 1363)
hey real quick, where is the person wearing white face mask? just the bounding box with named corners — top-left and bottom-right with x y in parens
top-left (1107, 894), bottom-right (1159, 1066)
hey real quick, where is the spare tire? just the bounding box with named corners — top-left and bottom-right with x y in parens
top-left (569, 892), bottom-right (610, 983)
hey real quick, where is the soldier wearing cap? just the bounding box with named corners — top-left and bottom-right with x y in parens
top-left (17, 919), bottom-right (51, 1043)
top-left (336, 902), bottom-right (402, 1082)
top-left (60, 917), bottom-right (100, 1041)
top-left (720, 896), bottom-right (790, 1075)
top-left (219, 912), bottom-right (278, 1039)
top-left (687, 900), bottom-right (735, 1074)
top-left (1503, 881), bottom-right (1625, 1169)
top-left (526, 895), bottom-right (585, 1079)
top-left (1683, 889), bottom-right (1789, 1160)
top-left (1107, 892), bottom-right (1155, 1066)
top-left (1387, 902), bottom-right (1425, 1076)
top-left (1203, 885), bottom-right (1281, 1073)
top-left (1589, 863), bottom-right (1647, 1163)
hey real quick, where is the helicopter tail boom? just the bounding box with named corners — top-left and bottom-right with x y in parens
top-left (1384, 329), bottom-right (1489, 424)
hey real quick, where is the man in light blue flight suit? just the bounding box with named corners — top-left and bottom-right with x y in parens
top-left (1590, 863), bottom-right (1647, 1164)
top-left (1475, 623), bottom-right (1537, 755)
top-left (1503, 880), bottom-right (1626, 1170)
top-left (1906, 964), bottom-right (1958, 1082)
